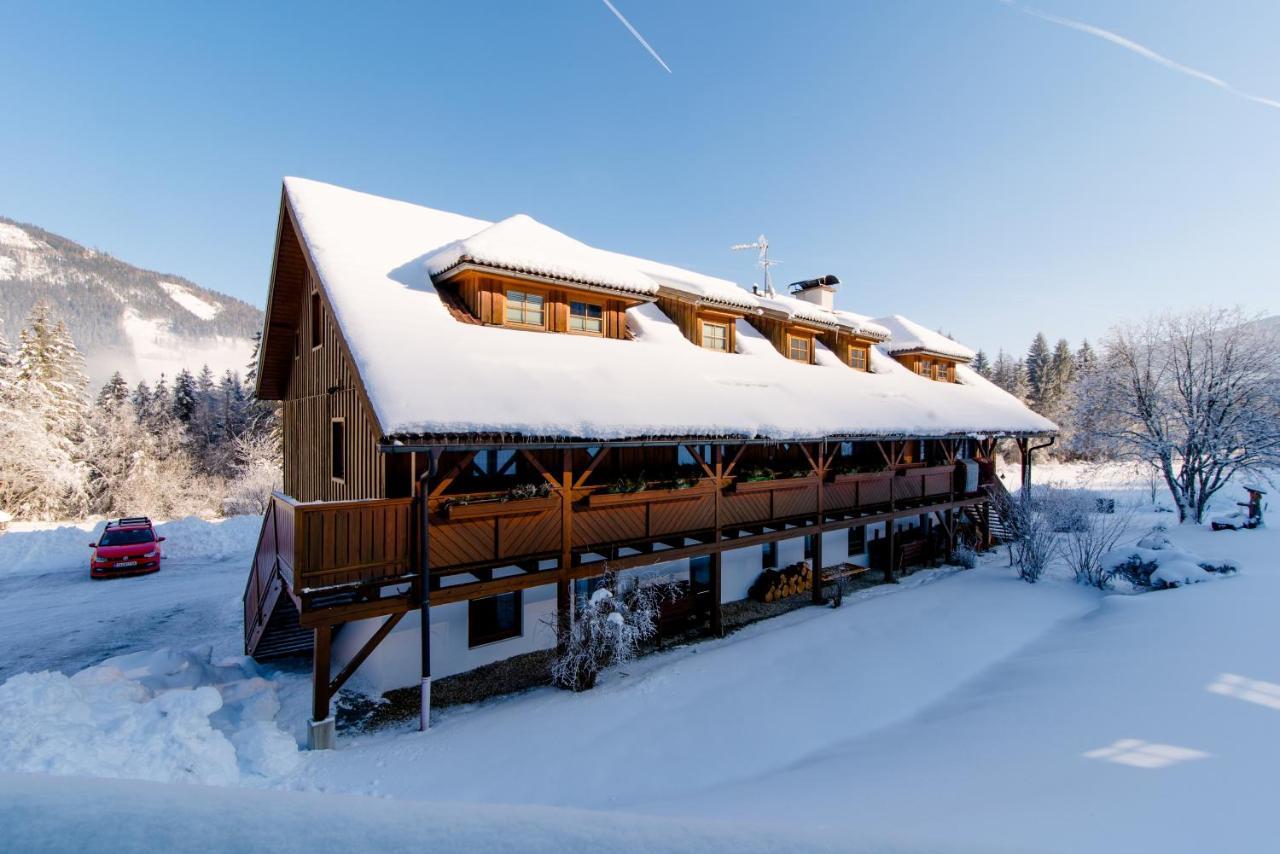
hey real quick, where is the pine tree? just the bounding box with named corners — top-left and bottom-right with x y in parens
top-left (1075, 339), bottom-right (1097, 375)
top-left (1025, 333), bottom-right (1051, 409)
top-left (172, 368), bottom-right (197, 424)
top-left (131, 380), bottom-right (152, 420)
top-left (2, 302), bottom-right (91, 518)
top-left (97, 371), bottom-right (130, 408)
top-left (972, 349), bottom-right (990, 377)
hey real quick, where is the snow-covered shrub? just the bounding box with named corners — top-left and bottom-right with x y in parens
top-left (1109, 553), bottom-right (1160, 588)
top-left (1197, 560), bottom-right (1239, 576)
top-left (1056, 496), bottom-right (1135, 589)
top-left (991, 487), bottom-right (1056, 583)
top-left (551, 571), bottom-right (673, 692)
top-left (951, 545), bottom-right (977, 569)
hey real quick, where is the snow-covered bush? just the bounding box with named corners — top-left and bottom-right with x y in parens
top-left (1102, 525), bottom-right (1240, 591)
top-left (1056, 496), bottom-right (1134, 589)
top-left (551, 570), bottom-right (673, 692)
top-left (951, 545), bottom-right (977, 569)
top-left (991, 487), bottom-right (1056, 583)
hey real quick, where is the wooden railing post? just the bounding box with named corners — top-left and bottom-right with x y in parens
top-left (557, 450), bottom-right (573, 652)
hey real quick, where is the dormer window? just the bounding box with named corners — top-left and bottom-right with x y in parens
top-left (505, 288), bottom-right (545, 328)
top-left (569, 300), bottom-right (603, 334)
top-left (701, 320), bottom-right (729, 351)
top-left (787, 334), bottom-right (811, 363)
top-left (848, 346), bottom-right (867, 371)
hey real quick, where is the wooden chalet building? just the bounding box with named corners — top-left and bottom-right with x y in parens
top-left (246, 178), bottom-right (1056, 748)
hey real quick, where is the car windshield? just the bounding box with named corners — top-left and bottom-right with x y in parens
top-left (99, 528), bottom-right (154, 546)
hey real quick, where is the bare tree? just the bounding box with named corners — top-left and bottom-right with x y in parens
top-left (1074, 308), bottom-right (1280, 523)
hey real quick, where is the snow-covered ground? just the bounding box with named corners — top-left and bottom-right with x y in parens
top-left (1, 465), bottom-right (1276, 852)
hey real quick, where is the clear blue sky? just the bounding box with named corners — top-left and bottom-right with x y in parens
top-left (2, 0), bottom-right (1277, 356)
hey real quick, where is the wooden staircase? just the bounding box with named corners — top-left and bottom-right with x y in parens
top-left (962, 480), bottom-right (1016, 545)
top-left (252, 593), bottom-right (312, 660)
top-left (243, 495), bottom-right (311, 660)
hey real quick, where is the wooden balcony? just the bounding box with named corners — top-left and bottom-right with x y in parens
top-left (246, 460), bottom-right (988, 655)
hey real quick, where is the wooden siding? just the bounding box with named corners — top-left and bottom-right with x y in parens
top-left (819, 329), bottom-right (874, 372)
top-left (654, 296), bottom-right (740, 352)
top-left (280, 269), bottom-right (386, 502)
top-left (747, 314), bottom-right (823, 364)
top-left (449, 269), bottom-right (633, 339)
top-left (895, 353), bottom-right (961, 382)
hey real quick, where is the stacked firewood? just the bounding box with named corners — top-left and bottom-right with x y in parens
top-left (749, 562), bottom-right (813, 603)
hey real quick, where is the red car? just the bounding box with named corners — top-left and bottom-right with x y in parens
top-left (90, 517), bottom-right (165, 579)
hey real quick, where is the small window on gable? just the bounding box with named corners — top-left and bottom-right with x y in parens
top-left (569, 300), bottom-right (604, 334)
top-left (310, 292), bottom-right (323, 349)
top-left (330, 418), bottom-right (346, 482)
top-left (505, 289), bottom-right (545, 328)
top-left (469, 591), bottom-right (522, 647)
top-left (700, 320), bottom-right (729, 352)
top-left (848, 346), bottom-right (867, 371)
top-left (788, 335), bottom-right (811, 363)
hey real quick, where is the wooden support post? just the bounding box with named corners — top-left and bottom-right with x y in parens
top-left (884, 519), bottom-right (897, 584)
top-left (813, 441), bottom-right (827, 605)
top-left (945, 508), bottom-right (955, 563)
top-left (710, 550), bottom-right (723, 636)
top-left (711, 445), bottom-right (724, 637)
top-left (308, 624), bottom-right (334, 749)
top-left (557, 449), bottom-right (573, 652)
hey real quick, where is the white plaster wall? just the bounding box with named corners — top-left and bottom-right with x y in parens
top-left (331, 582), bottom-right (559, 695)
top-left (777, 535), bottom-right (805, 568)
top-left (820, 529), bottom-right (847, 567)
top-left (722, 545), bottom-right (761, 602)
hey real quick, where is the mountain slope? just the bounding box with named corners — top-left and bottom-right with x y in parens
top-left (0, 217), bottom-right (262, 389)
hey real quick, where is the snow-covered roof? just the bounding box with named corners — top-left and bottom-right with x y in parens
top-left (755, 291), bottom-right (840, 329)
top-left (282, 177), bottom-right (1053, 440)
top-left (872, 314), bottom-right (977, 361)
top-left (834, 310), bottom-right (891, 342)
top-left (422, 214), bottom-right (659, 298)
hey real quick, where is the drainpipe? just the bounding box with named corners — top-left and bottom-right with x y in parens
top-left (417, 450), bottom-right (440, 732)
top-left (1021, 436), bottom-right (1056, 494)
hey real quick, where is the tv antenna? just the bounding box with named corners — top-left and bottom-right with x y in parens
top-left (731, 234), bottom-right (780, 296)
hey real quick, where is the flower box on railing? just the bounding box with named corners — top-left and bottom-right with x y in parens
top-left (444, 495), bottom-right (559, 520)
top-left (830, 469), bottom-right (894, 484)
top-left (584, 480), bottom-right (712, 507)
top-left (730, 475), bottom-right (817, 493)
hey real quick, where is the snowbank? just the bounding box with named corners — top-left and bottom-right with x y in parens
top-left (0, 647), bottom-right (297, 785)
top-left (0, 771), bottom-right (1002, 854)
top-left (0, 514), bottom-right (260, 579)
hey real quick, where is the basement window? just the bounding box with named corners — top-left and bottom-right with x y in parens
top-left (469, 591), bottom-right (522, 647)
top-left (310, 292), bottom-right (323, 349)
top-left (762, 541), bottom-right (778, 570)
top-left (330, 418), bottom-right (346, 482)
top-left (569, 300), bottom-right (604, 334)
top-left (848, 526), bottom-right (866, 556)
top-left (848, 347), bottom-right (867, 371)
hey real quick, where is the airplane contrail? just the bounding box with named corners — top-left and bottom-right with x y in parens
top-left (1000, 1), bottom-right (1280, 111)
top-left (601, 0), bottom-right (672, 74)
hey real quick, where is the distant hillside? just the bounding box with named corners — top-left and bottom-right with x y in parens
top-left (0, 216), bottom-right (262, 389)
